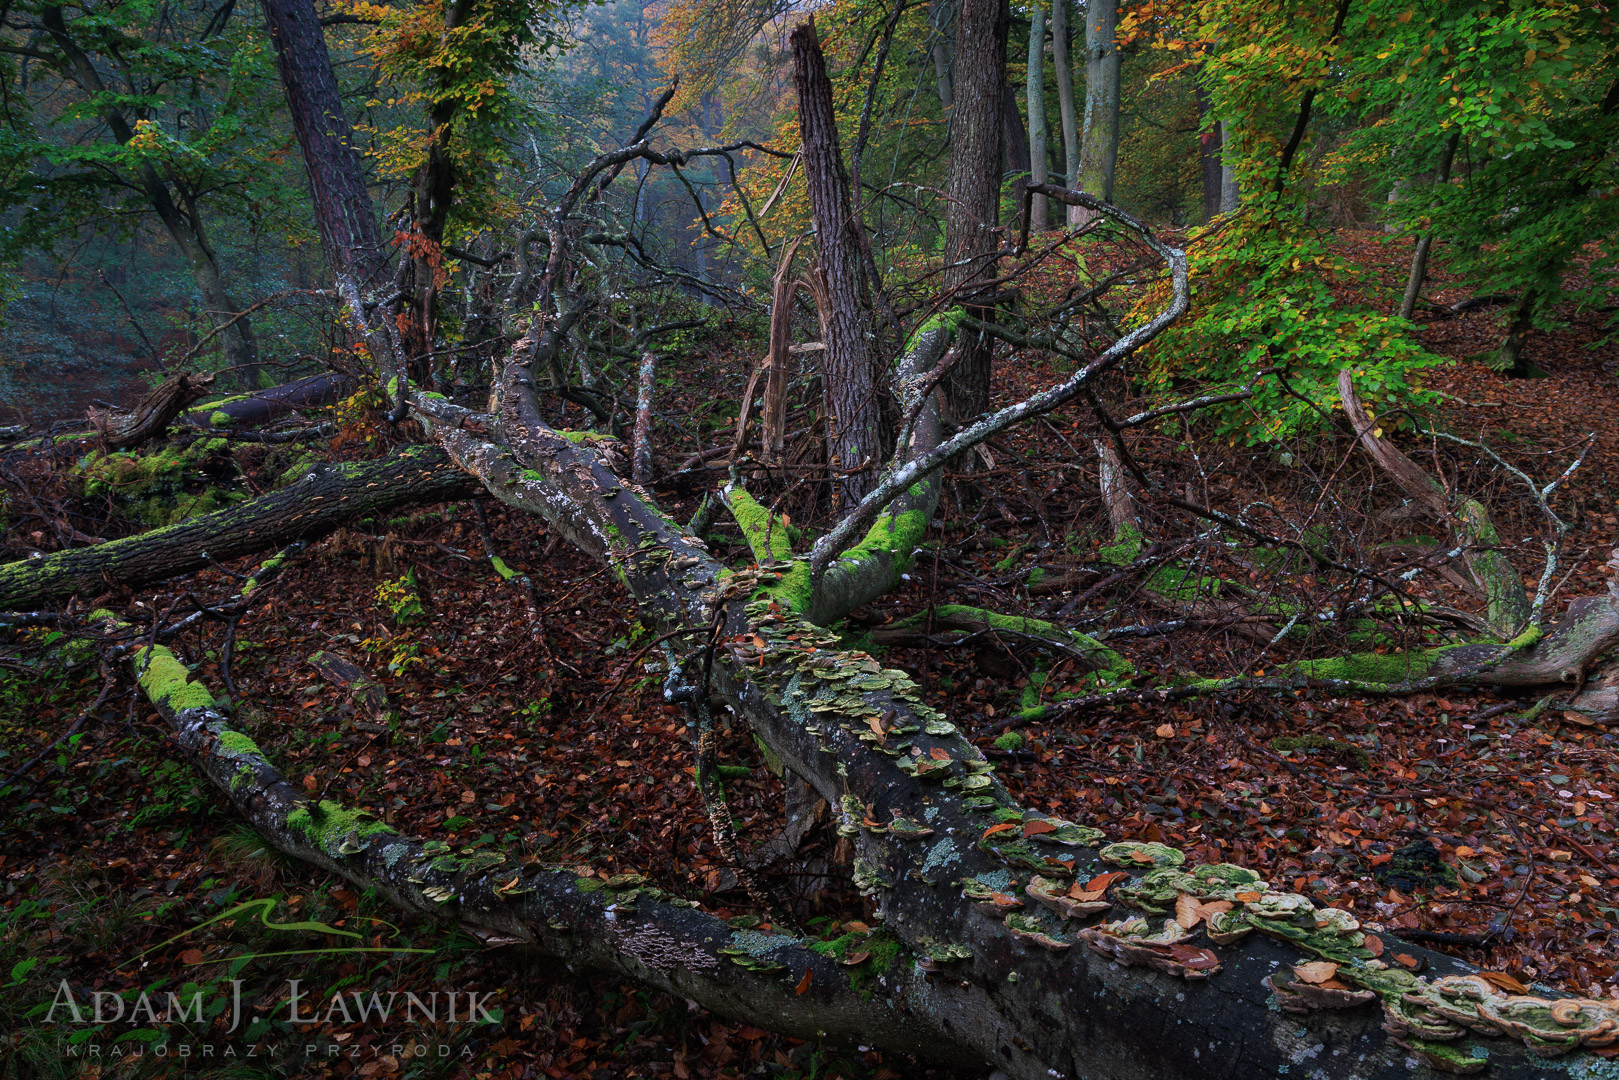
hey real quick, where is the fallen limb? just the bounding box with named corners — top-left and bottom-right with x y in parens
top-left (868, 603), bottom-right (1127, 672)
top-left (108, 616), bottom-right (972, 1066)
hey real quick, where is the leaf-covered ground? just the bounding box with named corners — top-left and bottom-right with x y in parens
top-left (3, 230), bottom-right (1618, 1078)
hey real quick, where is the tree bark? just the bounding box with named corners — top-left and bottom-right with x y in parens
top-left (0, 447), bottom-right (476, 611)
top-left (1399, 132), bottom-right (1460, 319)
top-left (94, 372), bottom-right (217, 449)
top-left (792, 19), bottom-right (881, 504)
top-left (1051, 0), bottom-right (1081, 225)
top-left (259, 0), bottom-right (385, 284)
top-left (1026, 2), bottom-right (1050, 232)
top-left (184, 373), bottom-right (354, 430)
top-left (633, 351), bottom-right (656, 486)
top-left (941, 0), bottom-right (1008, 421)
top-left (1076, 0), bottom-right (1120, 213)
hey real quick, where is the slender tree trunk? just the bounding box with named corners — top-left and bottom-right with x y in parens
top-left (1195, 85), bottom-right (1222, 223)
top-left (1219, 121), bottom-right (1241, 211)
top-left (1077, 0), bottom-right (1120, 215)
top-left (1051, 0), bottom-right (1081, 227)
top-left (1398, 132), bottom-right (1460, 319)
top-left (942, 0), bottom-right (1009, 421)
top-left (929, 0), bottom-right (955, 109)
top-left (154, 202), bottom-right (262, 389)
top-left (1026, 2), bottom-right (1050, 232)
top-left (633, 351), bottom-right (656, 486)
top-left (1001, 84), bottom-right (1031, 235)
top-left (259, 0), bottom-right (384, 283)
top-left (792, 18), bottom-right (880, 503)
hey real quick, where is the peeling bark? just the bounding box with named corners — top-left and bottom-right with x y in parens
top-left (793, 18), bottom-right (880, 504)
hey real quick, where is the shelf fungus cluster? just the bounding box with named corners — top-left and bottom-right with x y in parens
top-left (955, 813), bottom-right (1619, 1074)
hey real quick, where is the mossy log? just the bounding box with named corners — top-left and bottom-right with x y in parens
top-left (416, 391), bottom-right (1611, 1079)
top-left (0, 446), bottom-right (476, 611)
top-left (112, 620), bottom-right (963, 1066)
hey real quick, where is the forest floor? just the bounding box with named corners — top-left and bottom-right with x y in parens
top-left (2, 229), bottom-right (1618, 1079)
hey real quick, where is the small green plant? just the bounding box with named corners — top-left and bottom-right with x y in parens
top-left (375, 569), bottom-right (425, 625)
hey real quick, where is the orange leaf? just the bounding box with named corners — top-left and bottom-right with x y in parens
top-left (928, 747), bottom-right (951, 761)
top-left (794, 969), bottom-right (812, 995)
top-left (1234, 891), bottom-right (1262, 903)
top-left (1393, 953), bottom-right (1424, 971)
top-left (1363, 933), bottom-right (1384, 957)
top-left (841, 950), bottom-right (871, 966)
top-left (1167, 945), bottom-right (1221, 970)
top-left (1175, 893), bottom-right (1204, 929)
top-left (1479, 971), bottom-right (1528, 994)
top-left (1293, 961), bottom-right (1338, 985)
top-left (179, 948), bottom-right (206, 965)
top-left (1079, 871), bottom-right (1128, 893)
top-left (1155, 723), bottom-right (1176, 738)
top-left (1368, 852), bottom-right (1393, 866)
top-left (1022, 820), bottom-right (1058, 838)
top-left (981, 823), bottom-right (1019, 840)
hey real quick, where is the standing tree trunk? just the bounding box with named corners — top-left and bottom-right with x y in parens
top-left (792, 18), bottom-right (880, 503)
top-left (259, 0), bottom-right (384, 284)
top-left (1195, 84), bottom-right (1223, 223)
top-left (1219, 118), bottom-right (1241, 211)
top-left (1026, 2), bottom-right (1050, 232)
top-left (942, 0), bottom-right (1009, 421)
top-left (1051, 0), bottom-right (1081, 227)
top-left (1398, 131), bottom-right (1460, 319)
top-left (1076, 0), bottom-right (1120, 216)
top-left (154, 200), bottom-right (262, 389)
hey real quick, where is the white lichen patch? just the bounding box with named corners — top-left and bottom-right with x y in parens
top-left (730, 929), bottom-right (796, 957)
top-left (920, 837), bottom-right (959, 877)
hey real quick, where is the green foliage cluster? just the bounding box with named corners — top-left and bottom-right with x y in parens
top-left (1139, 195), bottom-right (1443, 441)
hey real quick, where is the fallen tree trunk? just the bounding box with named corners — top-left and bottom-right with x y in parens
top-left (0, 446), bottom-right (476, 611)
top-left (408, 388), bottom-right (1619, 1078)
